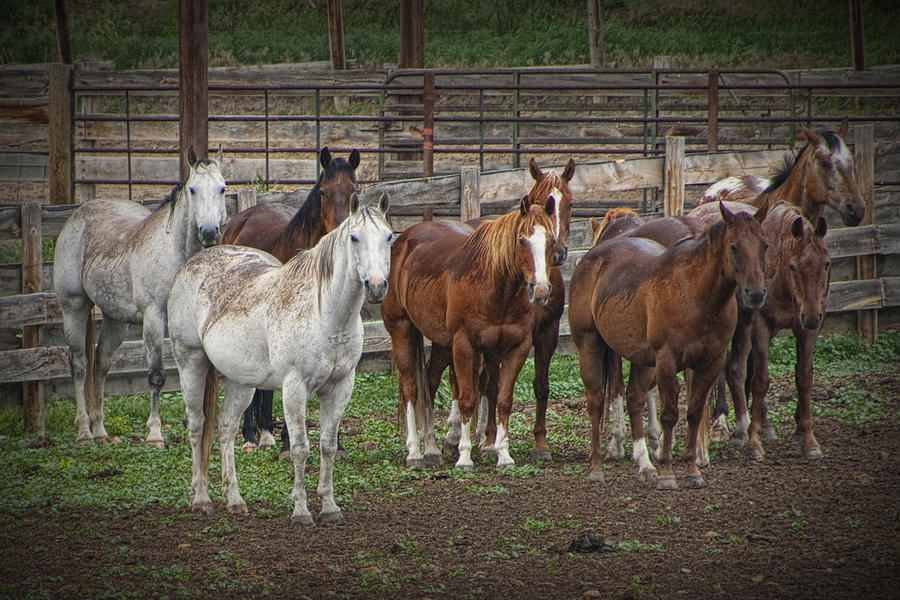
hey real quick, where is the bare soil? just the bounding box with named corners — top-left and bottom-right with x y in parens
top-left (2, 372), bottom-right (899, 600)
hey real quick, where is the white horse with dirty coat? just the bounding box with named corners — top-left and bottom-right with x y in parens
top-left (53, 147), bottom-right (227, 447)
top-left (167, 192), bottom-right (392, 525)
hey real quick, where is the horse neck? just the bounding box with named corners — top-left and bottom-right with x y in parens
top-left (151, 187), bottom-right (198, 260)
top-left (306, 227), bottom-right (364, 324)
top-left (678, 227), bottom-right (738, 310)
top-left (280, 187), bottom-right (327, 251)
top-left (760, 147), bottom-right (824, 224)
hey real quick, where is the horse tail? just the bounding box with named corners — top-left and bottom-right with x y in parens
top-left (84, 312), bottom-right (97, 411)
top-left (599, 343), bottom-right (618, 443)
top-left (698, 382), bottom-right (711, 457)
top-left (200, 367), bottom-right (219, 477)
top-left (412, 342), bottom-right (430, 434)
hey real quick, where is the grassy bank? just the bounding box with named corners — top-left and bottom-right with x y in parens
top-left (2, 0), bottom-right (897, 70)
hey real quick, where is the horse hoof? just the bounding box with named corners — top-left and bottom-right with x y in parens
top-left (406, 457), bottom-right (426, 470)
top-left (804, 445), bottom-right (823, 460)
top-left (191, 502), bottom-right (214, 515)
top-left (605, 445), bottom-right (625, 460)
top-left (146, 439), bottom-right (165, 449)
top-left (454, 462), bottom-right (475, 471)
top-left (319, 511), bottom-right (345, 526)
top-left (241, 441), bottom-right (258, 453)
top-left (747, 445), bottom-right (765, 461)
top-left (638, 468), bottom-right (658, 484)
top-left (728, 435), bottom-right (748, 449)
top-left (227, 503), bottom-right (249, 516)
top-left (764, 426), bottom-right (778, 441)
top-left (496, 461), bottom-right (515, 472)
top-left (442, 440), bottom-right (459, 455)
top-left (532, 448), bottom-right (552, 463)
top-left (424, 453), bottom-right (442, 467)
top-left (291, 513), bottom-right (315, 527)
top-left (93, 436), bottom-right (108, 447)
top-left (277, 450), bottom-right (292, 461)
top-left (586, 470), bottom-right (606, 484)
top-left (76, 435), bottom-right (93, 446)
top-left (656, 477), bottom-right (678, 491)
top-left (683, 474), bottom-right (706, 489)
top-left (709, 426), bottom-right (729, 443)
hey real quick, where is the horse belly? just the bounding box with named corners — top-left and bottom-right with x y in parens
top-left (203, 319), bottom-right (278, 389)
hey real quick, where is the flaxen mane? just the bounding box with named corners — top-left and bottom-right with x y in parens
top-left (457, 205), bottom-right (553, 282)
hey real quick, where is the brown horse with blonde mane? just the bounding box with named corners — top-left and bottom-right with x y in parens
top-left (383, 198), bottom-right (557, 470)
top-left (568, 202), bottom-right (768, 489)
top-left (451, 158), bottom-right (576, 462)
top-left (221, 147), bottom-right (360, 455)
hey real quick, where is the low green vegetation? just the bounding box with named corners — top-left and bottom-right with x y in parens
top-left (0, 330), bottom-right (896, 518)
top-left (2, 0), bottom-right (896, 70)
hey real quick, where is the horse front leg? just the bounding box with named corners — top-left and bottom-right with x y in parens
top-left (91, 314), bottom-right (129, 444)
top-left (725, 317), bottom-right (753, 447)
top-left (451, 335), bottom-right (479, 470)
top-left (282, 374), bottom-right (314, 524)
top-left (142, 306), bottom-right (167, 448)
top-left (219, 380), bottom-right (254, 515)
top-left (493, 340), bottom-right (533, 470)
top-left (316, 374), bottom-right (355, 525)
top-left (794, 329), bottom-right (822, 460)
top-left (531, 321), bottom-right (559, 462)
top-left (626, 365), bottom-right (658, 484)
top-left (682, 363), bottom-right (722, 489)
top-left (240, 390), bottom-right (262, 451)
top-left (747, 325), bottom-right (773, 461)
top-left (651, 353), bottom-right (681, 490)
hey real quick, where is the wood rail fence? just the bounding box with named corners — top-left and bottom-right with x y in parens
top-left (2, 133), bottom-right (896, 434)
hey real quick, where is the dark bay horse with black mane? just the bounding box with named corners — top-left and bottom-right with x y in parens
top-left (383, 198), bottom-right (557, 470)
top-left (569, 202), bottom-right (768, 489)
top-left (221, 147), bottom-right (360, 454)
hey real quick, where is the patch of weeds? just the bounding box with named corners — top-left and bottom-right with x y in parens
top-left (463, 484), bottom-right (509, 495)
top-left (191, 516), bottom-right (247, 538)
top-left (845, 515), bottom-right (863, 529)
top-left (562, 463), bottom-right (586, 477)
top-left (504, 463), bottom-right (547, 479)
top-left (656, 514), bottom-right (682, 527)
top-left (615, 540), bottom-right (663, 552)
top-left (448, 565), bottom-right (466, 577)
top-left (778, 508), bottom-right (808, 536)
top-left (380, 485), bottom-right (424, 502)
top-left (523, 513), bottom-right (581, 534)
top-left (815, 385), bottom-right (895, 427)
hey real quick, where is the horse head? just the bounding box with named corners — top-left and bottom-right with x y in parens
top-left (528, 157), bottom-right (575, 266)
top-left (800, 119), bottom-right (866, 227)
top-left (786, 214), bottom-right (831, 330)
top-left (186, 146), bottom-right (227, 247)
top-left (318, 146), bottom-right (361, 233)
top-left (515, 196), bottom-right (556, 305)
top-left (719, 201), bottom-right (769, 310)
top-left (346, 191), bottom-right (393, 304)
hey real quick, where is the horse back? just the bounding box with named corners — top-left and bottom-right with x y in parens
top-left (221, 202), bottom-right (296, 256)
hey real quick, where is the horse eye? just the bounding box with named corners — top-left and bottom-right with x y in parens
top-left (188, 187), bottom-right (195, 195)
top-left (820, 160), bottom-right (832, 170)
top-left (350, 235), bottom-right (359, 243)
top-left (220, 186), bottom-right (226, 194)
top-left (789, 264), bottom-right (797, 271)
top-left (386, 233), bottom-right (393, 242)
top-left (518, 237), bottom-right (527, 246)
top-left (824, 262), bottom-right (831, 271)
top-left (729, 244), bottom-right (738, 254)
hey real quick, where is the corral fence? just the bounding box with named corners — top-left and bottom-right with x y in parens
top-left (2, 132), bottom-right (899, 434)
top-left (2, 63), bottom-right (899, 205)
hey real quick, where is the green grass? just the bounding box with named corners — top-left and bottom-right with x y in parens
top-left (1, 0), bottom-right (897, 69)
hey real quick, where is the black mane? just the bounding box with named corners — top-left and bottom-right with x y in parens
top-left (286, 157), bottom-right (358, 232)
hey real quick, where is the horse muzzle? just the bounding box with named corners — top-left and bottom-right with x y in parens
top-left (528, 281), bottom-right (552, 305)
top-left (199, 226), bottom-right (221, 247)
top-left (801, 312), bottom-right (823, 330)
top-left (741, 287), bottom-right (767, 310)
top-left (840, 202), bottom-right (865, 227)
top-left (365, 279), bottom-right (388, 304)
top-left (552, 245), bottom-right (568, 267)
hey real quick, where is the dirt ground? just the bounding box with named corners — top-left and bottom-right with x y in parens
top-left (2, 371), bottom-right (899, 600)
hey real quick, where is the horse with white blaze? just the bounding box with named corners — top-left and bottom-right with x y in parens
top-left (167, 192), bottom-right (392, 524)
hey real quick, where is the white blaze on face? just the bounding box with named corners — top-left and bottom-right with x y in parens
top-left (528, 225), bottom-right (549, 289)
top-left (549, 187), bottom-right (562, 239)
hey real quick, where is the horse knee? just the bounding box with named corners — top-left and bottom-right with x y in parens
top-left (148, 369), bottom-right (166, 389)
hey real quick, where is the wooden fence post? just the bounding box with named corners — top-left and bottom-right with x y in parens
top-left (21, 203), bottom-right (44, 436)
top-left (460, 165), bottom-right (480, 223)
top-left (49, 63), bottom-right (74, 206)
top-left (423, 71), bottom-right (435, 178)
top-left (855, 124), bottom-right (876, 343)
top-left (708, 68), bottom-right (719, 152)
top-left (664, 136), bottom-right (685, 216)
top-left (179, 0), bottom-right (209, 180)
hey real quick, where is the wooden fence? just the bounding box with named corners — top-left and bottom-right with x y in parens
top-left (2, 134), bottom-right (897, 433)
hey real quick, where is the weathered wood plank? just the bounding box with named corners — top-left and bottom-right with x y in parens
top-left (0, 292), bottom-right (61, 328)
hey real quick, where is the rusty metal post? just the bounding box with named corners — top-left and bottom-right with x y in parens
top-left (708, 68), bottom-right (719, 152)
top-left (423, 71), bottom-right (434, 178)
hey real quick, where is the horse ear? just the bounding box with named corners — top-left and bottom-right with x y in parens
top-left (801, 125), bottom-right (823, 147)
top-left (349, 149), bottom-right (361, 170)
top-left (838, 117), bottom-right (849, 138)
top-left (718, 201), bottom-right (735, 224)
top-left (377, 191), bottom-right (390, 216)
top-left (815, 216), bottom-right (828, 238)
top-left (529, 157), bottom-right (543, 182)
top-left (349, 191), bottom-right (360, 214)
top-left (791, 216), bottom-right (804, 239)
top-left (320, 147), bottom-right (332, 170)
top-left (753, 200), bottom-right (769, 224)
top-left (188, 146), bottom-right (199, 168)
top-left (519, 195), bottom-right (529, 216)
top-left (562, 158), bottom-right (576, 182)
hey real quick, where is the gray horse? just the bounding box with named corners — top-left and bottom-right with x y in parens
top-left (53, 147), bottom-right (227, 446)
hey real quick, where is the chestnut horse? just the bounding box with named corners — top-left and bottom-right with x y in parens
top-left (691, 201), bottom-right (831, 460)
top-left (588, 209), bottom-right (706, 462)
top-left (383, 199), bottom-right (556, 470)
top-left (568, 202), bottom-right (768, 488)
top-left (702, 119), bottom-right (865, 227)
top-left (221, 147), bottom-right (360, 454)
top-left (698, 121), bottom-right (863, 441)
top-left (444, 158), bottom-right (576, 462)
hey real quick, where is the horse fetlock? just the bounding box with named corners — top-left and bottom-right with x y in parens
top-left (241, 441), bottom-right (258, 452)
top-left (191, 500), bottom-right (214, 515)
top-left (148, 370), bottom-right (166, 389)
top-left (637, 466), bottom-right (658, 484)
top-left (763, 425), bottom-right (778, 441)
top-left (746, 442), bottom-right (765, 462)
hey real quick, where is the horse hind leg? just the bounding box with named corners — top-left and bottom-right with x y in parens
top-left (59, 300), bottom-right (94, 444)
top-left (240, 390), bottom-right (262, 451)
top-left (142, 306), bottom-right (168, 448)
top-left (531, 331), bottom-right (557, 462)
top-left (176, 347), bottom-right (215, 513)
top-left (219, 379), bottom-right (254, 515)
top-left (90, 314), bottom-right (130, 444)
